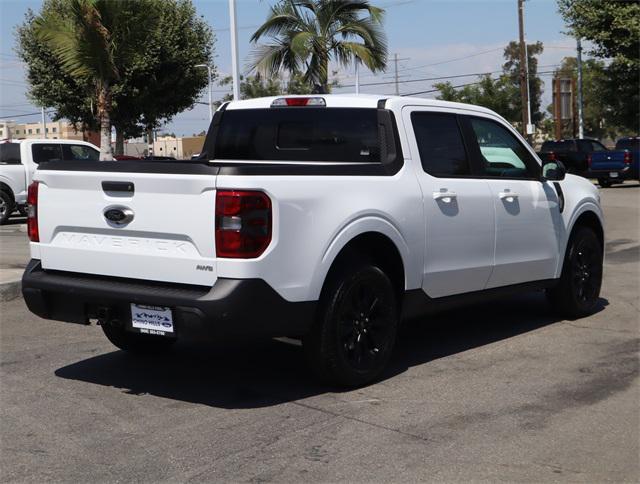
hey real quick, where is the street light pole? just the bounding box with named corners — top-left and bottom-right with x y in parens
top-left (576, 38), bottom-right (584, 139)
top-left (41, 107), bottom-right (47, 139)
top-left (229, 0), bottom-right (241, 101)
top-left (196, 64), bottom-right (213, 122)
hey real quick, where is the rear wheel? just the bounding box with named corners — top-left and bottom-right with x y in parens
top-left (547, 226), bottom-right (603, 318)
top-left (304, 262), bottom-right (399, 387)
top-left (101, 323), bottom-right (176, 354)
top-left (0, 191), bottom-right (14, 225)
top-left (598, 178), bottom-right (612, 188)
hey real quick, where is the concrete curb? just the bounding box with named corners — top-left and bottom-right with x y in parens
top-left (0, 278), bottom-right (22, 302)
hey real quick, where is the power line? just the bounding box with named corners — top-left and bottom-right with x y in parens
top-left (403, 70), bottom-right (559, 97)
top-left (0, 110), bottom-right (54, 119)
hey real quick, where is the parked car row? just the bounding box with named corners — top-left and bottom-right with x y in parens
top-left (538, 136), bottom-right (639, 187)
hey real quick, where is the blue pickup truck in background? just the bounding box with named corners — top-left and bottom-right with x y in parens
top-left (589, 137), bottom-right (640, 187)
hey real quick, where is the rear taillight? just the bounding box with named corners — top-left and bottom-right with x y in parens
top-left (27, 181), bottom-right (39, 242)
top-left (587, 153), bottom-right (592, 168)
top-left (623, 151), bottom-right (632, 164)
top-left (215, 190), bottom-right (271, 258)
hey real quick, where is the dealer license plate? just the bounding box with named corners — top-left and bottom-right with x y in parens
top-left (130, 304), bottom-right (174, 336)
top-left (609, 172), bottom-right (618, 178)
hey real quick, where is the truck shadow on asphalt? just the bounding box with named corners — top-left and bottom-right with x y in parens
top-left (55, 292), bottom-right (608, 409)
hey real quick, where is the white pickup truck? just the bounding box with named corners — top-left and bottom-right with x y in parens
top-left (22, 95), bottom-right (604, 386)
top-left (0, 139), bottom-right (99, 224)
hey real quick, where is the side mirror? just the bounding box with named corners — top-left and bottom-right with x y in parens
top-left (542, 159), bottom-right (566, 181)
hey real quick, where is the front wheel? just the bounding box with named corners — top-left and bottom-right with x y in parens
top-left (304, 263), bottom-right (399, 387)
top-left (547, 226), bottom-right (603, 318)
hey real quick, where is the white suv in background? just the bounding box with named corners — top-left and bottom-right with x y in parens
top-left (22, 95), bottom-right (604, 386)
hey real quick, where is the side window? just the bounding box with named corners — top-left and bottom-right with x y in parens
top-left (591, 141), bottom-right (607, 152)
top-left (0, 144), bottom-right (21, 164)
top-left (469, 117), bottom-right (539, 179)
top-left (62, 144), bottom-right (99, 161)
top-left (31, 144), bottom-right (63, 163)
top-left (577, 140), bottom-right (592, 153)
top-left (411, 112), bottom-right (470, 177)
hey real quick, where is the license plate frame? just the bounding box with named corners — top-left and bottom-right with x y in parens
top-left (609, 172), bottom-right (619, 178)
top-left (129, 304), bottom-right (174, 337)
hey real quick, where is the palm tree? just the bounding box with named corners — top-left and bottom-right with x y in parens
top-left (250, 0), bottom-right (387, 94)
top-left (35, 0), bottom-right (147, 160)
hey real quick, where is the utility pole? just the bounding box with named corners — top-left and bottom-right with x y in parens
top-left (517, 0), bottom-right (531, 141)
top-left (195, 64), bottom-right (213, 122)
top-left (576, 38), bottom-right (584, 139)
top-left (229, 0), bottom-right (241, 101)
top-left (41, 107), bottom-right (47, 139)
top-left (394, 53), bottom-right (400, 96)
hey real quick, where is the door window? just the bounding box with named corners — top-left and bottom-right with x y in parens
top-left (468, 117), bottom-right (539, 179)
top-left (62, 144), bottom-right (99, 160)
top-left (590, 141), bottom-right (607, 152)
top-left (411, 112), bottom-right (470, 177)
top-left (31, 144), bottom-right (63, 163)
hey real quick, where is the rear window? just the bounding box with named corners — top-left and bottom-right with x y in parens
top-left (32, 144), bottom-right (63, 163)
top-left (0, 143), bottom-right (21, 164)
top-left (214, 108), bottom-right (379, 162)
top-left (615, 138), bottom-right (640, 151)
top-left (540, 140), bottom-right (576, 153)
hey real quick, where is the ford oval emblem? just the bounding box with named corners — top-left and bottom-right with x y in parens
top-left (104, 206), bottom-right (134, 226)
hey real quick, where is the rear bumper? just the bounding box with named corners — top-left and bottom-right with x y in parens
top-left (589, 165), bottom-right (638, 180)
top-left (22, 259), bottom-right (315, 340)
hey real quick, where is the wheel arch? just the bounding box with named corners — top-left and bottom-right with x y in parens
top-left (569, 206), bottom-right (604, 254)
top-left (310, 217), bottom-right (414, 304)
top-left (0, 182), bottom-right (15, 202)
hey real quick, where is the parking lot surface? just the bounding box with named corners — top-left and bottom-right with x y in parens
top-left (1, 185), bottom-right (638, 482)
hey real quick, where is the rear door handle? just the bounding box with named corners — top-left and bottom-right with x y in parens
top-left (499, 191), bottom-right (518, 201)
top-left (433, 190), bottom-right (457, 201)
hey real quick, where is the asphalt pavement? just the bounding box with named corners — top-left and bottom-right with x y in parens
top-left (1, 184), bottom-right (638, 482)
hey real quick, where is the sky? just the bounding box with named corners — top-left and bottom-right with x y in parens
top-left (0, 0), bottom-right (584, 137)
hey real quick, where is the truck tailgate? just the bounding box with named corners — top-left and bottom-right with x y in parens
top-left (590, 151), bottom-right (626, 171)
top-left (34, 166), bottom-right (218, 286)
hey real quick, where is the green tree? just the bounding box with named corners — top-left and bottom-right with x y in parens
top-left (215, 71), bottom-right (317, 106)
top-left (558, 0), bottom-right (639, 64)
top-left (434, 41), bottom-right (544, 129)
top-left (435, 75), bottom-right (519, 121)
top-left (33, 0), bottom-right (147, 159)
top-left (502, 41), bottom-right (545, 125)
top-left (17, 0), bottom-right (214, 156)
top-left (558, 0), bottom-right (639, 133)
top-left (250, 0), bottom-right (387, 93)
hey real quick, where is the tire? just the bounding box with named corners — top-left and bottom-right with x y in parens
top-left (101, 323), bottom-right (176, 354)
top-left (0, 191), bottom-right (14, 225)
top-left (547, 226), bottom-right (603, 318)
top-left (303, 262), bottom-right (399, 387)
top-left (598, 178), bottom-right (612, 188)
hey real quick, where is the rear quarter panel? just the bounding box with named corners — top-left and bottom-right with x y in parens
top-left (215, 166), bottom-right (424, 302)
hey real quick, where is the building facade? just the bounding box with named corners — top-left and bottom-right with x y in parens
top-left (0, 119), bottom-right (85, 141)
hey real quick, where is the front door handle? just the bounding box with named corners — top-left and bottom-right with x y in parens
top-left (433, 190), bottom-right (457, 202)
top-left (499, 191), bottom-right (519, 201)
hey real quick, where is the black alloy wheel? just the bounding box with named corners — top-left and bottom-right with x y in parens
top-left (304, 263), bottom-right (399, 387)
top-left (547, 226), bottom-right (603, 318)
